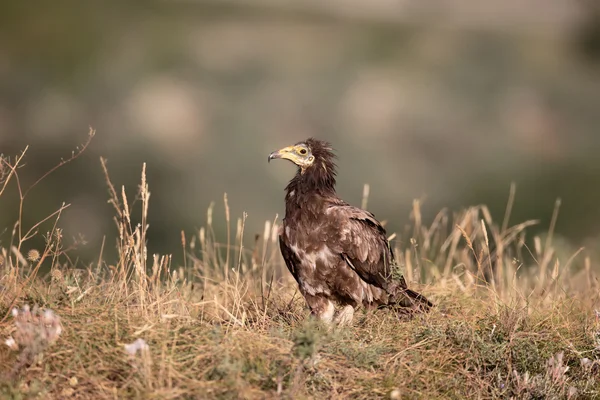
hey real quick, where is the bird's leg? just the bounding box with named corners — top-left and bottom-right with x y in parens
top-left (306, 295), bottom-right (335, 324)
top-left (333, 305), bottom-right (355, 326)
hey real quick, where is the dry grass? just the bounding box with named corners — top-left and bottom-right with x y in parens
top-left (1, 133), bottom-right (600, 399)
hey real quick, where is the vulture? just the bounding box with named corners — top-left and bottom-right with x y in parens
top-left (268, 138), bottom-right (432, 325)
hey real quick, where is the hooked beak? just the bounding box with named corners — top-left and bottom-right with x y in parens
top-left (268, 146), bottom-right (295, 163)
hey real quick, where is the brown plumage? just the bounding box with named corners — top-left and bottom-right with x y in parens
top-left (268, 138), bottom-right (432, 324)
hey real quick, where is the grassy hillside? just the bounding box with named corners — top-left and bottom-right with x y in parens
top-left (0, 136), bottom-right (599, 399)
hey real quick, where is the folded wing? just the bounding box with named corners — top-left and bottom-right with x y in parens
top-left (324, 204), bottom-right (407, 292)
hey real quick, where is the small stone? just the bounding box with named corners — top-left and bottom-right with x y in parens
top-left (5, 337), bottom-right (17, 350)
top-left (124, 338), bottom-right (149, 355)
top-left (581, 358), bottom-right (592, 368)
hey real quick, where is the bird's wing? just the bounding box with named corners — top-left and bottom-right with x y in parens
top-left (279, 234), bottom-right (301, 284)
top-left (324, 204), bottom-right (406, 291)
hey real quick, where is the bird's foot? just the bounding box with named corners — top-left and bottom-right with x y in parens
top-left (333, 305), bottom-right (355, 326)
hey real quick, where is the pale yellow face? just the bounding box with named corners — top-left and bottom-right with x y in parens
top-left (268, 143), bottom-right (315, 169)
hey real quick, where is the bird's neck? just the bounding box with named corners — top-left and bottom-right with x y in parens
top-left (284, 166), bottom-right (337, 218)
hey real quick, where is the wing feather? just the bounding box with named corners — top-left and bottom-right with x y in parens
top-left (279, 235), bottom-right (301, 284)
top-left (325, 204), bottom-right (405, 292)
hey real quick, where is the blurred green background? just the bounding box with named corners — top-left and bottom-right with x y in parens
top-left (0, 0), bottom-right (599, 266)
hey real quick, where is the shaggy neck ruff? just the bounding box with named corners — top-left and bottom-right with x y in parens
top-left (284, 144), bottom-right (338, 218)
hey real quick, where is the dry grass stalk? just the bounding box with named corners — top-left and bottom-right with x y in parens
top-left (0, 135), bottom-right (599, 398)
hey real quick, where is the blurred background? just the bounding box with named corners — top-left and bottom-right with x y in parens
top-left (0, 0), bottom-right (599, 266)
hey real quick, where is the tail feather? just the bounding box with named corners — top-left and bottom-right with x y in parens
top-left (387, 287), bottom-right (433, 313)
top-left (404, 288), bottom-right (433, 311)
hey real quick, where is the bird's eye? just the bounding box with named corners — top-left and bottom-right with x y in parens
top-left (298, 148), bottom-right (307, 155)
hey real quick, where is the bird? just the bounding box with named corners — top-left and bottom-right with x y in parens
top-left (268, 138), bottom-right (433, 325)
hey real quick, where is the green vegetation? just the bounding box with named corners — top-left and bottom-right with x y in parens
top-left (0, 134), bottom-right (599, 399)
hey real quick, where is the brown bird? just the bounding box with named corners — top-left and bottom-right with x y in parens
top-left (268, 138), bottom-right (432, 325)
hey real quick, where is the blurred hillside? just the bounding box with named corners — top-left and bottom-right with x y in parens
top-left (0, 0), bottom-right (599, 265)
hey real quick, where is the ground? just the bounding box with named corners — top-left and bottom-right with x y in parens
top-left (0, 140), bottom-right (599, 399)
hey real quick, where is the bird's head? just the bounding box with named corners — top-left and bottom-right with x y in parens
top-left (268, 138), bottom-right (335, 174)
top-left (269, 138), bottom-right (338, 194)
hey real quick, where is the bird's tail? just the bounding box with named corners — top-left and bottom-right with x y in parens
top-left (387, 286), bottom-right (433, 314)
